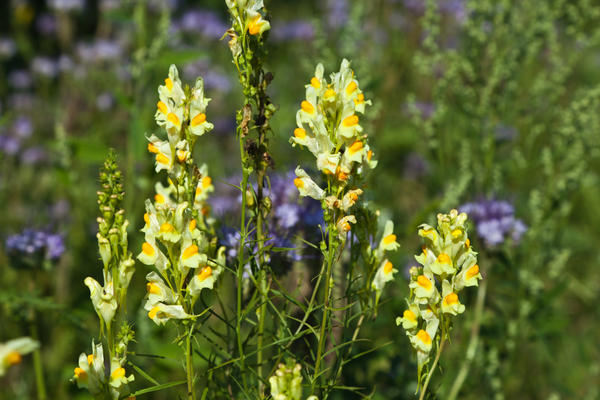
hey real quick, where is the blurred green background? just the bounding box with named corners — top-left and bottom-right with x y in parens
top-left (1, 0), bottom-right (599, 399)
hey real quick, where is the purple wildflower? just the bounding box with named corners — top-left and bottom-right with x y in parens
top-left (460, 198), bottom-right (527, 247)
top-left (32, 57), bottom-right (58, 78)
top-left (36, 13), bottom-right (57, 35)
top-left (12, 117), bottom-right (33, 139)
top-left (326, 0), bottom-right (349, 29)
top-left (403, 152), bottom-right (429, 180)
top-left (8, 70), bottom-right (33, 89)
top-left (21, 147), bottom-right (47, 165)
top-left (96, 92), bottom-right (115, 111)
top-left (212, 171), bottom-right (323, 269)
top-left (0, 38), bottom-right (17, 58)
top-left (5, 228), bottom-right (65, 267)
top-left (48, 0), bottom-right (84, 12)
top-left (178, 9), bottom-right (228, 40)
top-left (271, 20), bottom-right (315, 42)
top-left (0, 134), bottom-right (20, 155)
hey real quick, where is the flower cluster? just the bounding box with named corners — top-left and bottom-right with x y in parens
top-left (225, 0), bottom-right (271, 38)
top-left (74, 152), bottom-right (136, 399)
top-left (5, 228), bottom-right (65, 268)
top-left (269, 361), bottom-right (318, 400)
top-left (290, 59), bottom-right (376, 241)
top-left (460, 198), bottom-right (527, 247)
top-left (397, 210), bottom-right (481, 380)
top-left (73, 341), bottom-right (134, 400)
top-left (370, 220), bottom-right (401, 303)
top-left (137, 65), bottom-right (225, 326)
top-left (211, 172), bottom-right (323, 267)
top-left (0, 337), bottom-right (38, 377)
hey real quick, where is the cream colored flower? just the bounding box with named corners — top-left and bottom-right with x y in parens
top-left (84, 274), bottom-right (117, 325)
top-left (293, 167), bottom-right (325, 200)
top-left (0, 337), bottom-right (39, 377)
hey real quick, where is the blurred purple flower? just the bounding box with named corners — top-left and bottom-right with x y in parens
top-left (21, 147), bottom-right (47, 165)
top-left (5, 229), bottom-right (65, 264)
top-left (9, 70), bottom-right (33, 89)
top-left (50, 200), bottom-right (71, 221)
top-left (212, 171), bottom-right (323, 268)
top-left (77, 40), bottom-right (123, 63)
top-left (403, 152), bottom-right (429, 180)
top-left (495, 123), bottom-right (518, 141)
top-left (9, 93), bottom-right (34, 110)
top-left (96, 92), bottom-right (115, 111)
top-left (100, 0), bottom-right (121, 12)
top-left (327, 0), bottom-right (349, 28)
top-left (179, 10), bottom-right (228, 40)
top-left (183, 60), bottom-right (232, 92)
top-left (32, 57), bottom-right (58, 78)
top-left (460, 198), bottom-right (527, 247)
top-left (440, 0), bottom-right (467, 23)
top-left (0, 37), bottom-right (16, 58)
top-left (48, 0), bottom-right (84, 12)
top-left (12, 116), bottom-right (33, 139)
top-left (405, 101), bottom-right (435, 119)
top-left (0, 135), bottom-right (20, 155)
top-left (36, 13), bottom-right (57, 35)
top-left (271, 20), bottom-right (315, 42)
top-left (58, 55), bottom-right (75, 72)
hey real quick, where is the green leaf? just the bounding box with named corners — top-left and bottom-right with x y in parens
top-left (128, 380), bottom-right (186, 397)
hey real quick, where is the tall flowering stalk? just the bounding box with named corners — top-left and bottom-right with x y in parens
top-left (137, 65), bottom-right (225, 400)
top-left (73, 151), bottom-right (136, 400)
top-left (290, 59), bottom-right (399, 394)
top-left (225, 0), bottom-right (275, 392)
top-left (397, 209), bottom-right (482, 399)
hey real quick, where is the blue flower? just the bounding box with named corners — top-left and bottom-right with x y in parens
top-left (460, 198), bottom-right (527, 247)
top-left (5, 228), bottom-right (65, 268)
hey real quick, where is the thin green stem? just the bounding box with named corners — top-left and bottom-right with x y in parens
top-left (185, 326), bottom-right (196, 400)
top-left (29, 319), bottom-right (47, 400)
top-left (448, 277), bottom-right (488, 400)
top-left (419, 338), bottom-right (446, 400)
top-left (312, 223), bottom-right (337, 394)
top-left (236, 136), bottom-right (249, 390)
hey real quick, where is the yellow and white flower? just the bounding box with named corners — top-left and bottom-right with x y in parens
top-left (410, 329), bottom-right (433, 354)
top-left (429, 251), bottom-right (456, 276)
top-left (340, 188), bottom-right (362, 212)
top-left (84, 274), bottom-right (117, 325)
top-left (316, 152), bottom-right (341, 175)
top-left (454, 262), bottom-right (482, 291)
top-left (137, 234), bottom-right (168, 274)
top-left (372, 259), bottom-right (397, 292)
top-left (396, 304), bottom-right (420, 331)
top-left (179, 235), bottom-right (207, 272)
top-left (0, 337), bottom-right (39, 377)
top-left (72, 341), bottom-right (105, 394)
top-left (336, 215), bottom-right (357, 240)
top-left (109, 359), bottom-right (134, 399)
top-left (195, 165), bottom-right (214, 203)
top-left (441, 280), bottom-right (465, 315)
top-left (377, 220), bottom-right (400, 257)
top-left (145, 271), bottom-right (177, 309)
top-left (409, 273), bottom-right (438, 304)
top-left (189, 78), bottom-right (214, 136)
top-left (145, 303), bottom-right (191, 325)
top-left (293, 167), bottom-right (325, 200)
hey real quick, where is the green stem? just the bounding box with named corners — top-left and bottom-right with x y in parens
top-left (29, 319), bottom-right (47, 400)
top-left (312, 223), bottom-right (337, 394)
top-left (419, 338), bottom-right (446, 400)
top-left (186, 326), bottom-right (196, 400)
top-left (236, 137), bottom-right (249, 390)
top-left (448, 277), bottom-right (488, 400)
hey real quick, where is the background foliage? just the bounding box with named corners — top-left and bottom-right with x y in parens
top-left (0, 0), bottom-right (599, 399)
